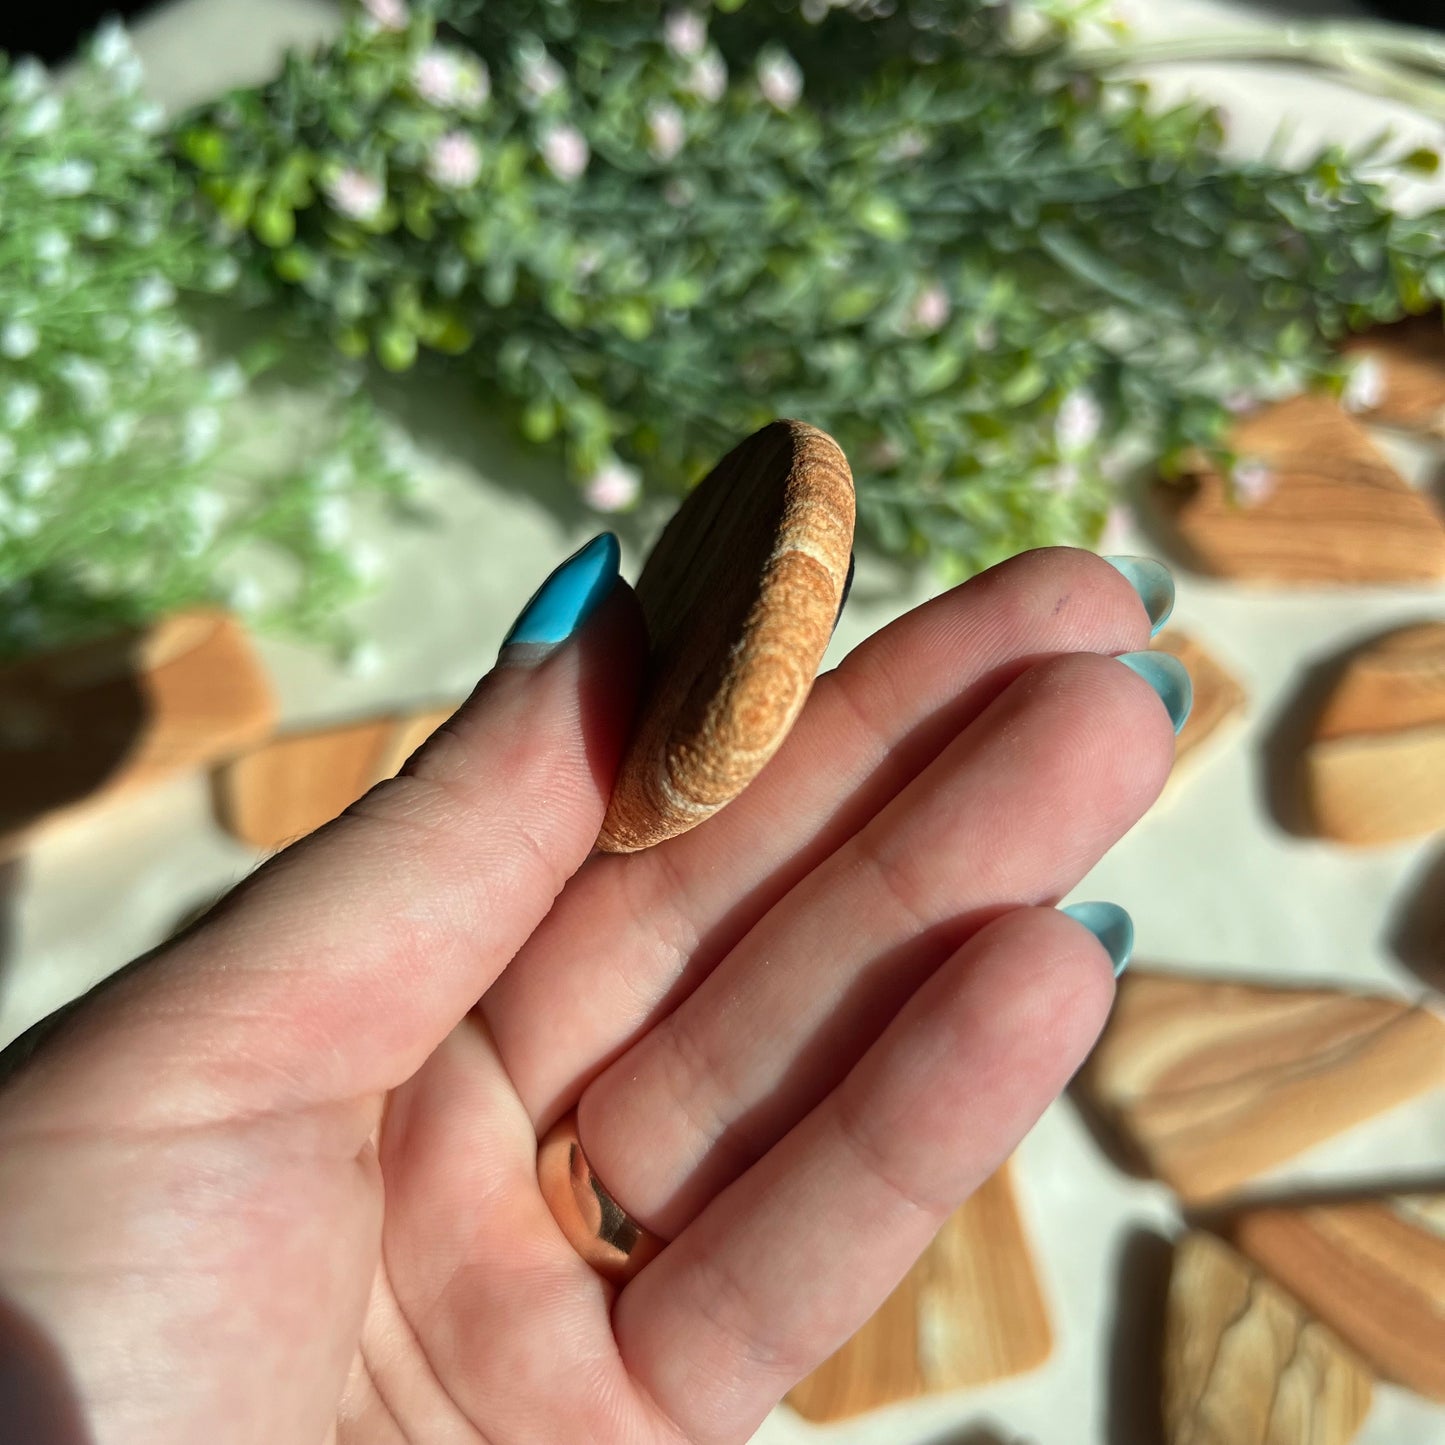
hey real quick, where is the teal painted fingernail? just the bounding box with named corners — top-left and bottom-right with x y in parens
top-left (1116, 650), bottom-right (1192, 734)
top-left (1061, 901), bottom-right (1134, 976)
top-left (499, 533), bottom-right (620, 660)
top-left (1104, 555), bottom-right (1175, 637)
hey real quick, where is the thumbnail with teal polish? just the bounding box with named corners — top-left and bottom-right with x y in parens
top-left (502, 533), bottom-right (620, 651)
top-left (1103, 555), bottom-right (1175, 637)
top-left (1061, 901), bottom-right (1134, 977)
top-left (1116, 650), bottom-right (1193, 735)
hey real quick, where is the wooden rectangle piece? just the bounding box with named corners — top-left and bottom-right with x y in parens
top-left (787, 1159), bottom-right (1052, 1421)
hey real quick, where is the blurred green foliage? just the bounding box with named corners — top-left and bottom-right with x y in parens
top-left (0, 25), bottom-right (409, 660)
top-left (177, 0), bottom-right (1445, 573)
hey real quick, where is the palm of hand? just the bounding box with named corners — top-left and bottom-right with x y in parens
top-left (0, 549), bottom-right (1171, 1445)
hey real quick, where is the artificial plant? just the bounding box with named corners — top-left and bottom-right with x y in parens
top-left (177, 0), bottom-right (1445, 573)
top-left (0, 24), bottom-right (409, 661)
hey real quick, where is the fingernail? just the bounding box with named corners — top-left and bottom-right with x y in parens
top-left (1061, 900), bottom-right (1134, 976)
top-left (831, 551), bottom-right (856, 637)
top-left (499, 533), bottom-right (620, 661)
top-left (1115, 650), bottom-right (1192, 734)
top-left (1103, 555), bottom-right (1175, 637)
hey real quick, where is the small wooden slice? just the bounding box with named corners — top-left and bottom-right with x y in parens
top-left (1165, 1231), bottom-right (1372, 1445)
top-left (1305, 621), bottom-right (1445, 846)
top-left (1156, 394), bottom-right (1445, 583)
top-left (787, 1160), bottom-right (1052, 1421)
top-left (1153, 629), bottom-right (1246, 782)
top-left (1341, 315), bottom-right (1445, 436)
top-left (1078, 970), bottom-right (1445, 1204)
top-left (597, 419), bottom-right (854, 853)
top-left (0, 610), bottom-right (275, 849)
top-left (1228, 1193), bottom-right (1445, 1402)
top-left (216, 703), bottom-right (459, 851)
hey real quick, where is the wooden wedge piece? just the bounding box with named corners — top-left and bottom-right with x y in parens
top-left (1341, 315), bottom-right (1445, 436)
top-left (1156, 394), bottom-right (1445, 583)
top-left (1305, 621), bottom-right (1445, 845)
top-left (1153, 629), bottom-right (1246, 781)
top-left (787, 1160), bottom-right (1051, 1421)
top-left (0, 611), bottom-right (275, 849)
top-left (1165, 1231), bottom-right (1372, 1445)
top-left (1228, 1194), bottom-right (1445, 1402)
top-left (1078, 970), bottom-right (1445, 1204)
top-left (216, 703), bottom-right (460, 851)
top-left (597, 419), bottom-right (855, 852)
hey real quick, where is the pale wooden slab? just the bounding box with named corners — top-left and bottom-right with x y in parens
top-left (786, 1160), bottom-right (1052, 1421)
top-left (1165, 1231), bottom-right (1372, 1445)
top-left (1157, 394), bottom-right (1445, 584)
top-left (597, 419), bottom-right (854, 853)
top-left (1153, 629), bottom-right (1247, 785)
top-left (1229, 1194), bottom-right (1445, 1402)
top-left (1305, 621), bottom-right (1445, 846)
top-left (0, 611), bottom-right (275, 852)
top-left (1078, 970), bottom-right (1445, 1204)
top-left (215, 703), bottom-right (460, 851)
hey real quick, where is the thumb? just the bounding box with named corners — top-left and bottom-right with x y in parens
top-left (8, 534), bottom-right (646, 1115)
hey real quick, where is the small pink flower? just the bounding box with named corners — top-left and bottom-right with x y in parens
top-left (1231, 458), bottom-right (1275, 506)
top-left (541, 123), bottom-right (589, 182)
top-left (1343, 355), bottom-right (1385, 413)
top-left (907, 282), bottom-right (950, 336)
top-left (361, 0), bottom-right (407, 32)
top-left (519, 49), bottom-right (564, 105)
top-left (325, 167), bottom-right (385, 222)
top-left (757, 50), bottom-right (802, 111)
top-left (686, 51), bottom-right (727, 104)
top-left (584, 461), bottom-right (641, 513)
top-left (663, 177), bottom-right (694, 209)
top-left (413, 48), bottom-right (488, 109)
top-left (866, 436), bottom-right (904, 470)
top-left (664, 9), bottom-right (707, 60)
top-left (1056, 390), bottom-right (1102, 452)
top-left (647, 102), bottom-right (685, 163)
top-left (1223, 390), bottom-right (1256, 414)
top-left (427, 131), bottom-right (482, 189)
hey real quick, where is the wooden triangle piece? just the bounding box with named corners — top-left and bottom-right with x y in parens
top-left (1305, 621), bottom-right (1445, 845)
top-left (1156, 394), bottom-right (1445, 583)
top-left (1153, 629), bottom-right (1246, 785)
top-left (786, 1159), bottom-right (1051, 1421)
top-left (0, 611), bottom-right (275, 852)
top-left (1341, 315), bottom-right (1445, 436)
top-left (1165, 1231), bottom-right (1372, 1445)
top-left (1228, 1193), bottom-right (1445, 1402)
top-left (1078, 970), bottom-right (1445, 1204)
top-left (215, 702), bottom-right (460, 851)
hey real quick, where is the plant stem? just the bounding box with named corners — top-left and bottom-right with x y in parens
top-left (1072, 22), bottom-right (1445, 119)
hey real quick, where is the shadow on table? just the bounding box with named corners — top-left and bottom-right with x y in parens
top-left (1256, 639), bottom-right (1362, 838)
top-left (1105, 1228), bottom-right (1171, 1445)
top-left (917, 1422), bottom-right (1012, 1445)
top-left (1391, 842), bottom-right (1445, 991)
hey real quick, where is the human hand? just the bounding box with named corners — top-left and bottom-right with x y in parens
top-left (0, 540), bottom-right (1183, 1445)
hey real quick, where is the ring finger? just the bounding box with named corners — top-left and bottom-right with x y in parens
top-left (575, 645), bottom-right (1180, 1239)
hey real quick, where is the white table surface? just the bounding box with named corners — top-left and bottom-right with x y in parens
top-left (5, 3), bottom-right (1444, 1442)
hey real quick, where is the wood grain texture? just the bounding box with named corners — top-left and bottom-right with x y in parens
top-left (1341, 315), bottom-right (1445, 436)
top-left (598, 419), bottom-right (855, 853)
top-left (787, 1161), bottom-right (1052, 1421)
top-left (1156, 394), bottom-right (1445, 584)
top-left (216, 702), bottom-right (459, 851)
top-left (1165, 1231), bottom-right (1372, 1445)
top-left (1153, 629), bottom-right (1246, 782)
top-left (0, 611), bottom-right (274, 850)
top-left (1079, 970), bottom-right (1445, 1204)
top-left (1228, 1194), bottom-right (1445, 1402)
top-left (1305, 621), bottom-right (1445, 845)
